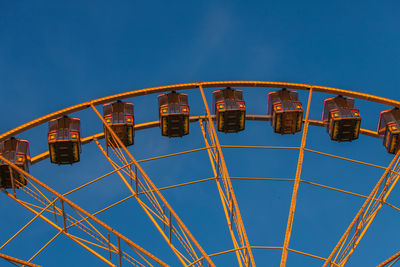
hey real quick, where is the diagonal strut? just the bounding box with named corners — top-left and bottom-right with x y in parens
top-left (90, 104), bottom-right (215, 267)
top-left (198, 85), bottom-right (255, 267)
top-left (280, 88), bottom-right (313, 266)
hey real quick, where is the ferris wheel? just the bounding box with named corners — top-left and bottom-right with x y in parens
top-left (0, 81), bottom-right (399, 267)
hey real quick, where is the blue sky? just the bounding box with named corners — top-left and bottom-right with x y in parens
top-left (1, 1), bottom-right (400, 266)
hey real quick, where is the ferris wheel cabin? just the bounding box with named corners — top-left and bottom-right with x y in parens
top-left (158, 91), bottom-right (189, 137)
top-left (48, 116), bottom-right (81, 164)
top-left (267, 89), bottom-right (303, 134)
top-left (322, 95), bottom-right (361, 142)
top-left (213, 87), bottom-right (246, 133)
top-left (103, 101), bottom-right (135, 147)
top-left (0, 138), bottom-right (30, 189)
top-left (378, 108), bottom-right (400, 154)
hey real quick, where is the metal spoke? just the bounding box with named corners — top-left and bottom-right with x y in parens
top-left (0, 154), bottom-right (167, 267)
top-left (94, 138), bottom-right (194, 266)
top-left (377, 251), bottom-right (400, 267)
top-left (11, 179), bottom-right (129, 263)
top-left (0, 252), bottom-right (41, 267)
top-left (3, 190), bottom-right (116, 267)
top-left (199, 119), bottom-right (246, 266)
top-left (5, 179), bottom-right (123, 259)
top-left (198, 85), bottom-right (255, 267)
top-left (26, 230), bottom-right (63, 263)
top-left (280, 88), bottom-right (313, 266)
top-left (186, 246), bottom-right (340, 267)
top-left (90, 104), bottom-right (215, 267)
top-left (323, 151), bottom-right (400, 266)
top-left (1, 80), bottom-right (400, 266)
top-left (0, 197), bottom-right (58, 250)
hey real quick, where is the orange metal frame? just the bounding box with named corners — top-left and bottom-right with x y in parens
top-left (1, 81), bottom-right (399, 266)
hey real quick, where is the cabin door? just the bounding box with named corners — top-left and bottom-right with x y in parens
top-left (282, 113), bottom-right (296, 133)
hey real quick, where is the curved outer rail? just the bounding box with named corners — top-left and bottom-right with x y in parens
top-left (1, 80), bottom-right (399, 267)
top-left (0, 81), bottom-right (399, 142)
top-left (29, 115), bottom-right (379, 166)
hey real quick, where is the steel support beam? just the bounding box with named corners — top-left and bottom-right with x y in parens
top-left (0, 155), bottom-right (168, 267)
top-left (280, 88), bottom-right (313, 267)
top-left (90, 104), bottom-right (215, 267)
top-left (198, 85), bottom-right (255, 267)
top-left (3, 190), bottom-right (116, 267)
top-left (0, 252), bottom-right (41, 267)
top-left (323, 152), bottom-right (400, 266)
top-left (199, 119), bottom-right (246, 266)
top-left (377, 251), bottom-right (400, 267)
top-left (0, 197), bottom-right (58, 250)
top-left (94, 138), bottom-right (193, 266)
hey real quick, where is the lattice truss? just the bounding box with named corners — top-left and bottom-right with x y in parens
top-left (0, 82), bottom-right (400, 267)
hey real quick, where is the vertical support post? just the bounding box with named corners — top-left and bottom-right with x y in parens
top-left (163, 204), bottom-right (166, 232)
top-left (118, 237), bottom-right (122, 267)
top-left (169, 210), bottom-right (172, 244)
top-left (280, 88), bottom-right (313, 267)
top-left (135, 165), bottom-right (138, 195)
top-left (108, 233), bottom-right (112, 261)
top-left (130, 167), bottom-right (133, 188)
top-left (52, 196), bottom-right (58, 224)
top-left (230, 200), bottom-right (233, 230)
top-left (216, 144), bottom-right (220, 179)
top-left (60, 199), bottom-right (67, 232)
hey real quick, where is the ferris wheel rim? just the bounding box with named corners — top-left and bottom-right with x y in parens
top-left (28, 115), bottom-right (379, 166)
top-left (1, 80), bottom-right (399, 267)
top-left (0, 80), bottom-right (398, 142)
